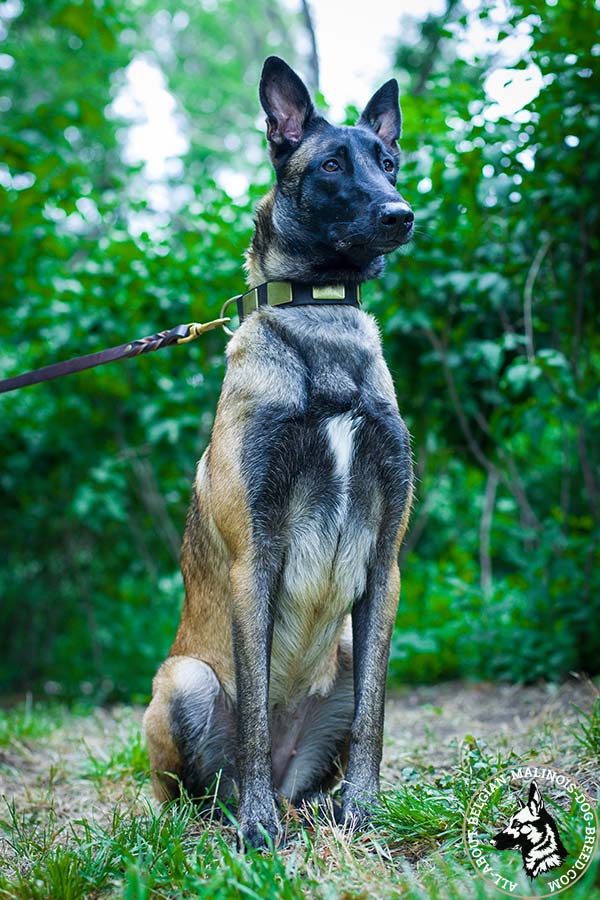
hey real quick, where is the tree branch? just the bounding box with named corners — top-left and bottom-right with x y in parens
top-left (577, 424), bottom-right (599, 520)
top-left (130, 455), bottom-right (182, 566)
top-left (413, 0), bottom-right (459, 95)
top-left (300, 0), bottom-right (319, 95)
top-left (479, 469), bottom-right (499, 598)
top-left (523, 237), bottom-right (552, 364)
top-left (425, 327), bottom-right (540, 533)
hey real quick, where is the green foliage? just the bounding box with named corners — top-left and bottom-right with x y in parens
top-left (375, 738), bottom-right (522, 847)
top-left (0, 0), bottom-right (310, 699)
top-left (0, 794), bottom-right (313, 900)
top-left (0, 0), bottom-right (598, 697)
top-left (379, 0), bottom-right (600, 683)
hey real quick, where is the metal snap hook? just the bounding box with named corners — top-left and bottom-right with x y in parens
top-left (219, 295), bottom-right (241, 337)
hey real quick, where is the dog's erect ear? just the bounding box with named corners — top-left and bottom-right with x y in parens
top-left (259, 56), bottom-right (314, 149)
top-left (528, 781), bottom-right (544, 815)
top-left (358, 79), bottom-right (402, 150)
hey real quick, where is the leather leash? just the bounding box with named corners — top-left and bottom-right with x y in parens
top-left (0, 280), bottom-right (361, 395)
top-left (0, 317), bottom-right (229, 395)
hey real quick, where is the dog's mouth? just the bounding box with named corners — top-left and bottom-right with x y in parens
top-left (334, 231), bottom-right (413, 255)
top-left (490, 834), bottom-right (517, 850)
top-left (329, 209), bottom-right (414, 257)
top-left (378, 230), bottom-right (414, 249)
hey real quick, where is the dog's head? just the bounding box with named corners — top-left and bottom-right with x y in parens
top-left (256, 56), bottom-right (413, 282)
top-left (491, 781), bottom-right (552, 851)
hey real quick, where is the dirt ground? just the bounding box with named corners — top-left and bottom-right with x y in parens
top-left (383, 679), bottom-right (598, 791)
top-left (1, 677), bottom-right (597, 827)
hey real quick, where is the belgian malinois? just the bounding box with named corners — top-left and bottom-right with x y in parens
top-left (144, 56), bottom-right (414, 849)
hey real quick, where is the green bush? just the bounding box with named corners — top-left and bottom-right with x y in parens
top-left (0, 0), bottom-right (598, 698)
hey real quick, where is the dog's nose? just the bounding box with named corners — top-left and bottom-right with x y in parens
top-left (380, 202), bottom-right (414, 232)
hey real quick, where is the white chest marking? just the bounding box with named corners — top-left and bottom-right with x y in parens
top-left (326, 412), bottom-right (357, 478)
top-left (270, 411), bottom-right (373, 701)
top-left (325, 411), bottom-right (360, 521)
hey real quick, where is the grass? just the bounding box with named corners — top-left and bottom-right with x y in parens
top-left (571, 691), bottom-right (600, 763)
top-left (0, 682), bottom-right (599, 899)
top-left (82, 727), bottom-right (150, 785)
top-left (0, 696), bottom-right (68, 748)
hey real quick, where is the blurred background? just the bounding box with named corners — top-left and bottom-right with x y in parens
top-left (0, 0), bottom-right (598, 702)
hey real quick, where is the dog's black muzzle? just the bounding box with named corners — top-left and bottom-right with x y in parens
top-left (490, 832), bottom-right (517, 850)
top-left (329, 197), bottom-right (414, 257)
top-left (379, 200), bottom-right (414, 245)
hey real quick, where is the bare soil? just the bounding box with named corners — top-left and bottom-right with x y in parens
top-left (383, 679), bottom-right (598, 793)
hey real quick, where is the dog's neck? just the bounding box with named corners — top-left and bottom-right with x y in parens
top-left (522, 818), bottom-right (568, 878)
top-left (245, 188), bottom-right (385, 288)
top-left (524, 845), bottom-right (566, 879)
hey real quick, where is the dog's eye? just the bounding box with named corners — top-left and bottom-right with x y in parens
top-left (322, 159), bottom-right (340, 172)
top-left (383, 159), bottom-right (394, 172)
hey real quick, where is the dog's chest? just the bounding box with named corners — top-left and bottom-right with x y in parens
top-left (268, 410), bottom-right (379, 701)
top-left (228, 306), bottom-right (406, 703)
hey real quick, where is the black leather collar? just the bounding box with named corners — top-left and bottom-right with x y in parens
top-left (234, 281), bottom-right (362, 322)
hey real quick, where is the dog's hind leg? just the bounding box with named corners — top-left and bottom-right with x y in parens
top-left (143, 656), bottom-right (236, 806)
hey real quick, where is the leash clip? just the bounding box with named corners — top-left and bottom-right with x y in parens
top-left (177, 317), bottom-right (231, 344)
top-left (219, 295), bottom-right (241, 337)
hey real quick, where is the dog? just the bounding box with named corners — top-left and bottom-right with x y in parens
top-left (491, 781), bottom-right (568, 878)
top-left (143, 55), bottom-right (414, 850)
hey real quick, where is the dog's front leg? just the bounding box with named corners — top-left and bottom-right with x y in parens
top-left (230, 555), bottom-right (280, 850)
top-left (342, 557), bottom-right (400, 830)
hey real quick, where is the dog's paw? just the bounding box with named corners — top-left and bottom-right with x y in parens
top-left (237, 799), bottom-right (282, 851)
top-left (340, 789), bottom-right (377, 835)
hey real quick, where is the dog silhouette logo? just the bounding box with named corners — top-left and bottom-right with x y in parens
top-left (464, 765), bottom-right (597, 897)
top-left (490, 780), bottom-right (568, 879)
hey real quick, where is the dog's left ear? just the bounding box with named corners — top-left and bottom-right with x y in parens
top-left (358, 79), bottom-right (402, 150)
top-left (259, 56), bottom-right (314, 150)
top-left (528, 781), bottom-right (544, 815)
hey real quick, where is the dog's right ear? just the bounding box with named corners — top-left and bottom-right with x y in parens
top-left (259, 56), bottom-right (314, 153)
